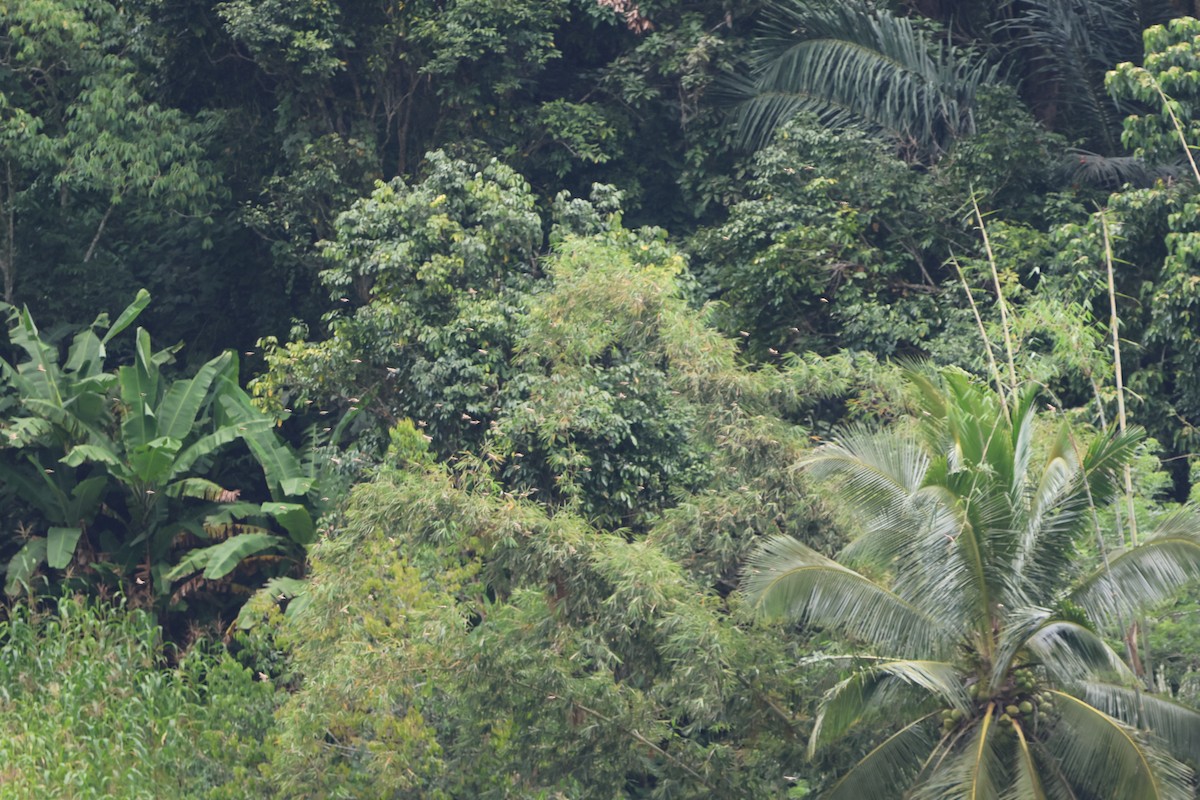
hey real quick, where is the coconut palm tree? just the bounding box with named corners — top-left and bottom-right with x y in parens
top-left (743, 369), bottom-right (1200, 798)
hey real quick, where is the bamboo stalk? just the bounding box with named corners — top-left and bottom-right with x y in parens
top-left (972, 195), bottom-right (1018, 396)
top-left (951, 253), bottom-right (1009, 420)
top-left (1101, 213), bottom-right (1139, 547)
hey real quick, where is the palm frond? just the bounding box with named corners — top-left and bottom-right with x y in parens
top-left (801, 426), bottom-right (930, 525)
top-left (1042, 690), bottom-right (1193, 799)
top-left (823, 713), bottom-right (940, 800)
top-left (742, 534), bottom-right (953, 658)
top-left (1008, 723), bottom-right (1049, 800)
top-left (808, 428), bottom-right (982, 624)
top-left (1011, 439), bottom-right (1084, 604)
top-left (1014, 426), bottom-right (1145, 604)
top-left (1079, 426), bottom-right (1146, 508)
top-left (1022, 620), bottom-right (1132, 687)
top-left (997, 0), bottom-right (1145, 152)
top-left (1059, 149), bottom-right (1181, 188)
top-left (1070, 511), bottom-right (1200, 627)
top-left (1078, 682), bottom-right (1200, 762)
top-left (910, 703), bottom-right (1003, 800)
top-left (812, 660), bottom-right (968, 753)
top-left (733, 0), bottom-right (998, 154)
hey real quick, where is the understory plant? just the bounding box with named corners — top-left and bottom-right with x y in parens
top-left (0, 292), bottom-right (315, 614)
top-left (0, 596), bottom-right (278, 799)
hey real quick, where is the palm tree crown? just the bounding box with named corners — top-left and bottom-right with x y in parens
top-left (744, 369), bottom-right (1200, 799)
top-left (732, 0), bottom-right (998, 156)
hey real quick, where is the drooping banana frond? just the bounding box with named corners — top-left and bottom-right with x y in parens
top-left (165, 477), bottom-right (236, 502)
top-left (822, 713), bottom-right (941, 800)
top-left (1042, 691), bottom-right (1194, 800)
top-left (1078, 682), bottom-right (1200, 762)
top-left (743, 534), bottom-right (955, 658)
top-left (1070, 511), bottom-right (1200, 628)
top-left (811, 659), bottom-right (968, 754)
top-left (733, 0), bottom-right (999, 155)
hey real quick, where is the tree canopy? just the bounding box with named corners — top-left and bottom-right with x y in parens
top-left (3, 3), bottom-right (1200, 798)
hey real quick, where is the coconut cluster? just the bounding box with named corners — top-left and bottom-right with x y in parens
top-left (940, 669), bottom-right (1056, 736)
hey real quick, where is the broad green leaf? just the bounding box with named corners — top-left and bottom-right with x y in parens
top-left (166, 532), bottom-right (280, 582)
top-left (73, 373), bottom-right (118, 394)
top-left (101, 288), bottom-right (150, 344)
top-left (156, 351), bottom-right (233, 441)
top-left (63, 328), bottom-right (104, 376)
top-left (0, 417), bottom-right (53, 448)
top-left (219, 391), bottom-right (313, 498)
top-left (5, 537), bottom-right (47, 596)
top-left (165, 477), bottom-right (230, 501)
top-left (46, 526), bottom-right (82, 569)
top-left (0, 459), bottom-right (68, 520)
top-left (68, 475), bottom-right (108, 521)
top-left (169, 424), bottom-right (248, 479)
top-left (62, 444), bottom-right (124, 471)
top-left (236, 576), bottom-right (309, 630)
top-left (128, 436), bottom-right (182, 484)
top-left (204, 502), bottom-right (268, 524)
top-left (261, 501), bottom-right (316, 544)
top-left (263, 576), bottom-right (307, 599)
top-left (10, 307), bottom-right (62, 406)
top-left (24, 398), bottom-right (105, 441)
top-left (118, 364), bottom-right (157, 448)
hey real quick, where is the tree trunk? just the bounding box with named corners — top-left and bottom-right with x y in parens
top-left (2, 160), bottom-right (14, 303)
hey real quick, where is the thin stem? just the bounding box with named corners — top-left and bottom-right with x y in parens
top-left (1153, 83), bottom-right (1200, 184)
top-left (972, 194), bottom-right (1018, 396)
top-left (1101, 212), bottom-right (1138, 548)
top-left (3, 160), bottom-right (14, 303)
top-left (83, 202), bottom-right (116, 263)
top-left (951, 253), bottom-right (1010, 421)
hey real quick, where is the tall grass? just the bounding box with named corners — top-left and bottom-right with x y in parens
top-left (0, 598), bottom-right (278, 799)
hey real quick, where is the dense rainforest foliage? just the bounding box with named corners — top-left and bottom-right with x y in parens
top-left (5, 0), bottom-right (1200, 797)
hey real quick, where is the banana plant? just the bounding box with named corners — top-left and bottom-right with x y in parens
top-left (0, 292), bottom-right (317, 606)
top-left (0, 290), bottom-right (149, 593)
